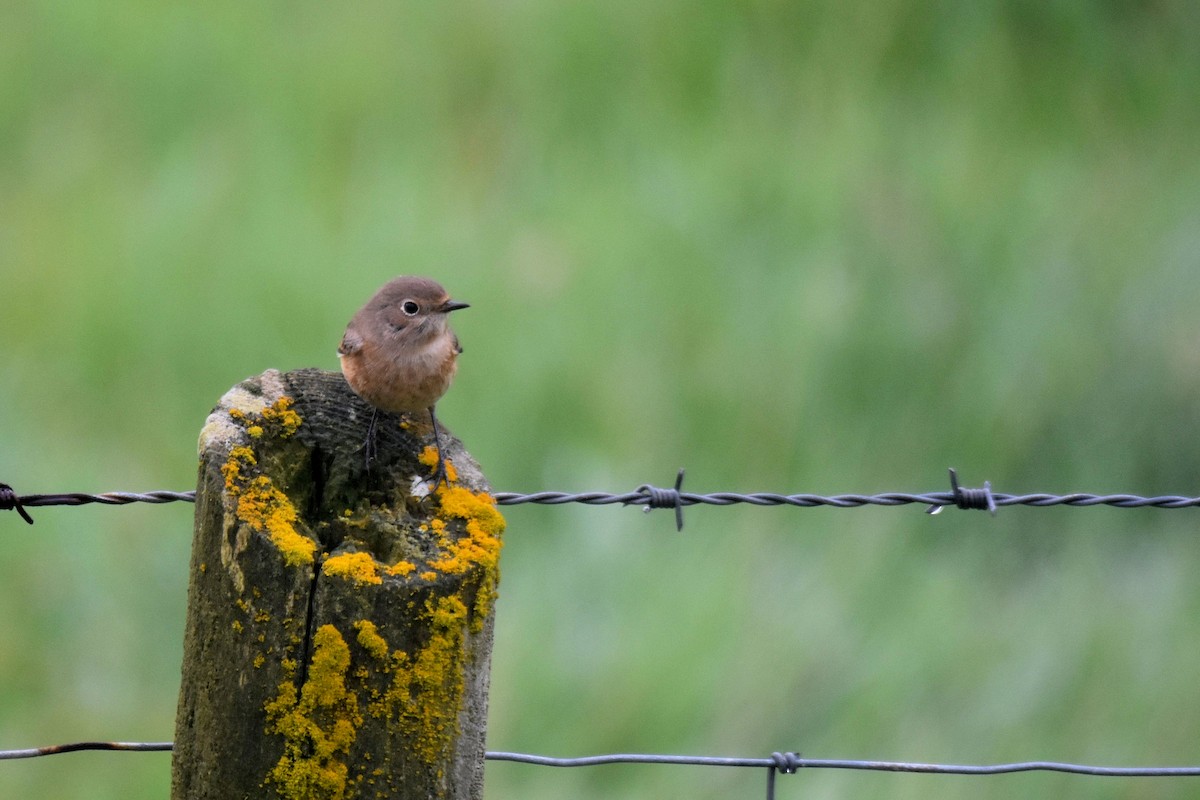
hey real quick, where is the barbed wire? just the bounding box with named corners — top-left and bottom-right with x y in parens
top-left (5, 470), bottom-right (1200, 531)
top-left (8, 469), bottom-right (1200, 531)
top-left (3, 743), bottom-right (1198, 799)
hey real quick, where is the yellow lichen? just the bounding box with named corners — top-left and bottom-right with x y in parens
top-left (344, 598), bottom-right (473, 770)
top-left (221, 445), bottom-right (316, 567)
top-left (260, 396), bottom-right (303, 437)
top-left (219, 397), bottom-right (311, 565)
top-left (427, 483), bottom-right (506, 627)
top-left (386, 560), bottom-right (416, 577)
top-left (221, 446), bottom-right (257, 493)
top-left (265, 625), bottom-right (361, 800)
top-left (376, 453), bottom-right (509, 629)
top-left (262, 612), bottom-right (476, 792)
top-left (353, 620), bottom-right (389, 661)
top-left (323, 552), bottom-right (382, 586)
top-left (228, 397), bottom-right (301, 439)
top-left (428, 488), bottom-right (504, 578)
top-left (401, 595), bottom-right (470, 766)
top-left (418, 445), bottom-right (458, 483)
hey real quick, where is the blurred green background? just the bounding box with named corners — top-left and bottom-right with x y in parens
top-left (3, 1), bottom-right (1200, 798)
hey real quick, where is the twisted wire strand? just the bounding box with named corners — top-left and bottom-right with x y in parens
top-left (10, 489), bottom-right (1200, 510)
top-left (489, 491), bottom-right (1200, 509)
top-left (17, 491), bottom-right (198, 508)
top-left (6, 481), bottom-right (1200, 532)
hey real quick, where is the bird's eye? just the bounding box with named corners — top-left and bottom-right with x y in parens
top-left (401, 300), bottom-right (420, 316)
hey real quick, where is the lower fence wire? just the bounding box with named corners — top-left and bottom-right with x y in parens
top-left (3, 741), bottom-right (1200, 799)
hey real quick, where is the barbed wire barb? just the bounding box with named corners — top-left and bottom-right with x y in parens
top-left (632, 468), bottom-right (687, 530)
top-left (926, 468), bottom-right (996, 515)
top-left (0, 483), bottom-right (34, 524)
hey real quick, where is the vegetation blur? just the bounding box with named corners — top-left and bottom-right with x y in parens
top-left (3, 1), bottom-right (1200, 798)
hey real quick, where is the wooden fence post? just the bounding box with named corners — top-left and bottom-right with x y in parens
top-left (171, 368), bottom-right (504, 800)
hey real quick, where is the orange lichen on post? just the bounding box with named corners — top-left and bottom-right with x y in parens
top-left (265, 625), bottom-right (361, 800)
top-left (343, 600), bottom-right (474, 770)
top-left (217, 398), bottom-right (316, 567)
top-left (353, 620), bottom-right (389, 661)
top-left (221, 446), bottom-right (316, 567)
top-left (418, 445), bottom-right (459, 484)
top-left (386, 560), bottom-right (416, 577)
top-left (363, 449), bottom-right (505, 624)
top-left (323, 552), bottom-right (382, 586)
top-left (429, 482), bottom-right (506, 628)
top-left (259, 396), bottom-right (303, 437)
top-left (230, 397), bottom-right (302, 439)
top-left (434, 488), bottom-right (505, 576)
top-left (402, 594), bottom-right (471, 765)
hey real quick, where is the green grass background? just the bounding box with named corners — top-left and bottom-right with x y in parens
top-left (3, 1), bottom-right (1200, 797)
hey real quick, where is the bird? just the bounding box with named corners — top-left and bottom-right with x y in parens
top-left (337, 276), bottom-right (469, 486)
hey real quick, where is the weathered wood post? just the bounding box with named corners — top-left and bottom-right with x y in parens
top-left (172, 368), bottom-right (504, 800)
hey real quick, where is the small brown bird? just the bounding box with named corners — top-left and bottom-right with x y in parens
top-left (338, 276), bottom-right (469, 485)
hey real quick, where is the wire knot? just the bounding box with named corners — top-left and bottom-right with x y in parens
top-left (635, 469), bottom-right (686, 531)
top-left (765, 751), bottom-right (802, 800)
top-left (0, 483), bottom-right (34, 525)
top-left (771, 751), bottom-right (802, 774)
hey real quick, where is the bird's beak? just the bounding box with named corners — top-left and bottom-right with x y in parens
top-left (441, 300), bottom-right (470, 313)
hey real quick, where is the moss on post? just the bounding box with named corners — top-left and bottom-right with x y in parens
top-left (172, 369), bottom-right (503, 800)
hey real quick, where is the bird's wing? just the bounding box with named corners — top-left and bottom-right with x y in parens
top-left (337, 328), bottom-right (363, 356)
